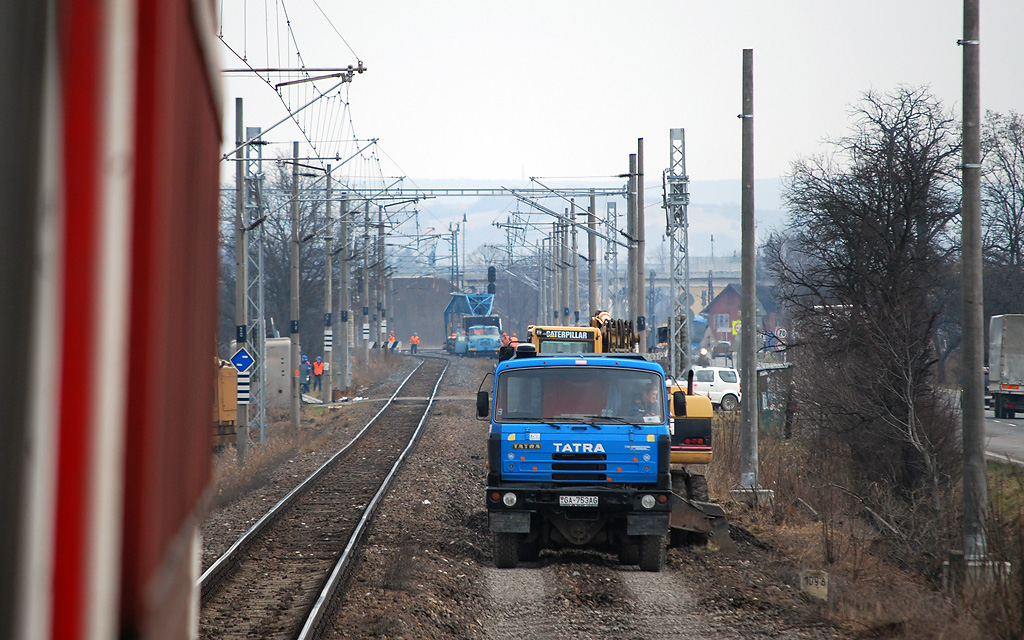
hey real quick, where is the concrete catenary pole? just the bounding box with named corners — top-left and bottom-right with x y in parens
top-left (571, 200), bottom-right (580, 324)
top-left (544, 237), bottom-right (550, 323)
top-left (380, 219), bottom-right (388, 348)
top-left (537, 239), bottom-right (544, 324)
top-left (324, 166), bottom-right (333, 404)
top-left (961, 0), bottom-right (988, 560)
top-left (636, 138), bottom-right (646, 350)
top-left (627, 154), bottom-right (637, 329)
top-left (233, 98), bottom-right (249, 462)
top-left (588, 192), bottom-right (598, 318)
top-left (560, 217), bottom-right (570, 322)
top-left (374, 206), bottom-right (383, 349)
top-left (289, 141), bottom-right (301, 433)
top-left (542, 235), bottom-right (549, 322)
top-left (362, 204), bottom-right (370, 363)
top-left (339, 195), bottom-right (351, 393)
top-left (551, 226), bottom-right (560, 322)
top-left (739, 49), bottom-right (758, 488)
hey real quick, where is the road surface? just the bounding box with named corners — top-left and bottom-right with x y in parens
top-left (985, 410), bottom-right (1024, 465)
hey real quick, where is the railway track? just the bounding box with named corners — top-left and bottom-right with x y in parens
top-left (199, 356), bottom-right (448, 639)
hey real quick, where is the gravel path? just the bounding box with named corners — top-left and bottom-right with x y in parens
top-left (201, 354), bottom-right (844, 639)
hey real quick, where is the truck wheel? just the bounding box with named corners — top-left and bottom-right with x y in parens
top-left (720, 395), bottom-right (739, 412)
top-left (493, 533), bottom-right (520, 569)
top-left (639, 535), bottom-right (666, 572)
top-left (519, 539), bottom-right (540, 562)
top-left (619, 542), bottom-right (640, 566)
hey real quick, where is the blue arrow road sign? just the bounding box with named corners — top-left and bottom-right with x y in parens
top-left (230, 347), bottom-right (255, 373)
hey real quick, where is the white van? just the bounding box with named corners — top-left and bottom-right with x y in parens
top-left (689, 366), bottom-right (742, 411)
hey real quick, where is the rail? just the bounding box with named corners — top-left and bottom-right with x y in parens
top-left (198, 356), bottom-right (449, 638)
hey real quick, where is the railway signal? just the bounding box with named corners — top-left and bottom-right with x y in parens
top-left (230, 346), bottom-right (255, 373)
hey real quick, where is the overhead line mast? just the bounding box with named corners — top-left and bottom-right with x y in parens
top-left (663, 128), bottom-right (691, 379)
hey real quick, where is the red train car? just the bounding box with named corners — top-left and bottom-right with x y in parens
top-left (0, 1), bottom-right (221, 638)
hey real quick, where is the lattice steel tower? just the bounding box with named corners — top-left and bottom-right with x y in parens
top-left (663, 128), bottom-right (691, 380)
top-left (245, 127), bottom-right (267, 443)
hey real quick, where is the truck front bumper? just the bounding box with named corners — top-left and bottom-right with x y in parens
top-left (486, 485), bottom-right (671, 532)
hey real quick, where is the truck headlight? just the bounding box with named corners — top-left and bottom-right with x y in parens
top-left (641, 494), bottom-right (656, 509)
top-left (502, 492), bottom-right (518, 507)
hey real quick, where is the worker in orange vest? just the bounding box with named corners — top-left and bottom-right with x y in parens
top-left (509, 332), bottom-right (519, 349)
top-left (312, 356), bottom-right (325, 392)
top-left (409, 332), bottom-right (420, 354)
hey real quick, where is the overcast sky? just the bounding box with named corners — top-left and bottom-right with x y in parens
top-left (219, 1), bottom-right (1024, 257)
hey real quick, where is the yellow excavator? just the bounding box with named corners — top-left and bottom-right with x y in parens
top-left (667, 371), bottom-right (731, 548)
top-left (527, 310), bottom-right (639, 354)
top-left (523, 310), bottom-right (731, 547)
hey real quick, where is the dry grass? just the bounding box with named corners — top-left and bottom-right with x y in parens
top-left (352, 353), bottom-right (404, 392)
top-left (209, 355), bottom-right (408, 510)
top-left (210, 426), bottom-right (306, 508)
top-left (705, 411), bottom-right (1024, 638)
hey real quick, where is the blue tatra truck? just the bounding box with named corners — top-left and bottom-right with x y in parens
top-left (477, 345), bottom-right (674, 571)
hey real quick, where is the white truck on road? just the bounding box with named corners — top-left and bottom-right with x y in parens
top-left (989, 314), bottom-right (1024, 419)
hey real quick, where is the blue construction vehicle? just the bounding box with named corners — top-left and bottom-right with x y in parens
top-left (443, 292), bottom-right (501, 354)
top-left (477, 345), bottom-right (674, 571)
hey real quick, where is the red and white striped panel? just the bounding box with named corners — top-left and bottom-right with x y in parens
top-left (22, 2), bottom-right (140, 639)
top-left (18, 1), bottom-right (220, 639)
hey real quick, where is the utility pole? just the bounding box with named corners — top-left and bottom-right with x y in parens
top-left (233, 98), bottom-right (249, 462)
top-left (960, 0), bottom-right (988, 562)
top-left (548, 233), bottom-right (555, 323)
top-left (560, 217), bottom-right (570, 322)
top-left (627, 154), bottom-right (637, 332)
top-left (552, 231), bottom-right (559, 322)
top-left (637, 139), bottom-right (647, 350)
top-left (571, 200), bottom-right (580, 324)
top-left (449, 222), bottom-right (460, 292)
top-left (738, 49), bottom-right (760, 492)
top-left (376, 206), bottom-right (385, 348)
top-left (649, 269), bottom-right (657, 351)
top-left (709, 234), bottom-right (715, 303)
top-left (324, 166), bottom-right (333, 405)
top-left (362, 205), bottom-right (371, 362)
top-left (289, 141), bottom-right (301, 433)
top-left (387, 277), bottom-right (395, 348)
top-left (339, 195), bottom-right (351, 393)
top-left (588, 192), bottom-right (598, 318)
top-left (551, 226), bottom-right (559, 322)
top-left (540, 238), bottom-right (548, 324)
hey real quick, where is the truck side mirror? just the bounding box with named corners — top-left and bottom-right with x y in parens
top-left (673, 391), bottom-right (687, 417)
top-left (498, 345), bottom-right (515, 362)
top-left (477, 391), bottom-right (490, 418)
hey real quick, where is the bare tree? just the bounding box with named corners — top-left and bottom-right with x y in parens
top-left (765, 86), bottom-right (962, 512)
top-left (982, 110), bottom-right (1024, 317)
top-left (217, 156), bottom-right (332, 356)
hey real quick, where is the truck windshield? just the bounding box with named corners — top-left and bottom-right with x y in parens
top-left (494, 366), bottom-right (665, 424)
